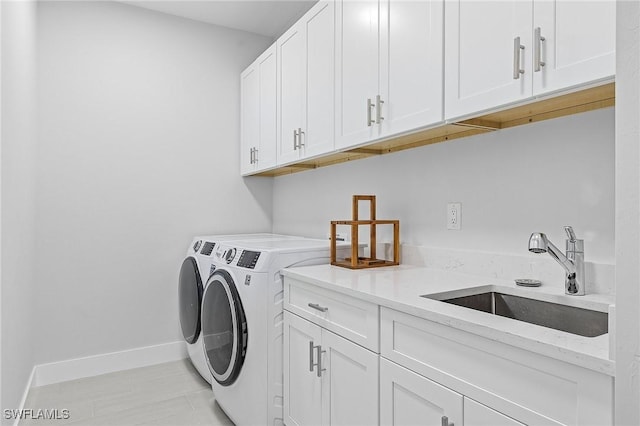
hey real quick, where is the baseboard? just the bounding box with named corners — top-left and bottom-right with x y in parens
top-left (33, 341), bottom-right (187, 387)
top-left (13, 366), bottom-right (37, 426)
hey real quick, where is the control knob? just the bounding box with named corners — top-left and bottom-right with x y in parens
top-left (225, 248), bottom-right (237, 264)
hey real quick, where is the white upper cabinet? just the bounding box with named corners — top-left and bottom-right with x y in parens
top-left (379, 0), bottom-right (444, 138)
top-left (240, 65), bottom-right (259, 175)
top-left (445, 0), bottom-right (616, 120)
top-left (335, 0), bottom-right (380, 149)
top-left (241, 0), bottom-right (615, 176)
top-left (278, 1), bottom-right (335, 165)
top-left (444, 1), bottom-right (533, 120)
top-left (277, 21), bottom-right (305, 165)
top-left (305, 1), bottom-right (336, 158)
top-left (336, 0), bottom-right (445, 150)
top-left (532, 0), bottom-right (615, 95)
top-left (241, 45), bottom-right (277, 175)
top-left (258, 49), bottom-right (278, 169)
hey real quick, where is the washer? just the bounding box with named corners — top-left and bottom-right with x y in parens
top-left (178, 234), bottom-right (305, 384)
top-left (200, 238), bottom-right (350, 426)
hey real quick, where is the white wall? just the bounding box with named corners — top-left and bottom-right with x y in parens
top-left (615, 0), bottom-right (640, 423)
top-left (34, 1), bottom-right (273, 364)
top-left (273, 108), bottom-right (615, 264)
top-left (1, 0), bottom-right (38, 418)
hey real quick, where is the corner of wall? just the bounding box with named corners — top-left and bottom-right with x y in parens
top-left (1, 0), bottom-right (38, 419)
top-left (615, 0), bottom-right (640, 424)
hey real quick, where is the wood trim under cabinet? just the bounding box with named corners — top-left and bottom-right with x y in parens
top-left (252, 82), bottom-right (614, 177)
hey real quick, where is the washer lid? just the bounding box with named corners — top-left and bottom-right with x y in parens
top-left (201, 269), bottom-right (247, 386)
top-left (178, 256), bottom-right (203, 344)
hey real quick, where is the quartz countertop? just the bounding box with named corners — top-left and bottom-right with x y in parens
top-left (281, 264), bottom-right (615, 375)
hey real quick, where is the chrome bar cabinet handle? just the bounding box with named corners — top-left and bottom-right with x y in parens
top-left (315, 344), bottom-right (326, 377)
top-left (375, 95), bottom-right (384, 124)
top-left (253, 148), bottom-right (258, 163)
top-left (297, 128), bottom-right (304, 147)
top-left (308, 302), bottom-right (328, 312)
top-left (441, 415), bottom-right (453, 426)
top-left (293, 129), bottom-right (299, 150)
top-left (367, 98), bottom-right (375, 127)
top-left (513, 36), bottom-right (525, 79)
top-left (534, 27), bottom-right (545, 72)
top-left (309, 341), bottom-right (315, 372)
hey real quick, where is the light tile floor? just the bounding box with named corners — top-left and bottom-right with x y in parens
top-left (20, 359), bottom-right (234, 426)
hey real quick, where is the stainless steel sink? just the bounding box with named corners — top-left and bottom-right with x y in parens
top-left (423, 291), bottom-right (608, 337)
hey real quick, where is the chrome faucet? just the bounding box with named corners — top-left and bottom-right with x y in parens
top-left (528, 226), bottom-right (586, 295)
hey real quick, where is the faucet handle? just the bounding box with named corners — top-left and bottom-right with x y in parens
top-left (564, 226), bottom-right (584, 254)
top-left (564, 226), bottom-right (577, 241)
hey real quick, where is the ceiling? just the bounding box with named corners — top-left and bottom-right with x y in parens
top-left (122, 0), bottom-right (318, 39)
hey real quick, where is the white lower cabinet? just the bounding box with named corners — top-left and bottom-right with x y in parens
top-left (463, 398), bottom-right (524, 426)
top-left (284, 310), bottom-right (379, 426)
top-left (284, 311), bottom-right (323, 426)
top-left (321, 328), bottom-right (379, 426)
top-left (380, 357), bottom-right (462, 426)
top-left (381, 307), bottom-right (613, 426)
top-left (380, 358), bottom-right (522, 426)
top-left (283, 277), bottom-right (613, 426)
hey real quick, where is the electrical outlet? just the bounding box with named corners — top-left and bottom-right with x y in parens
top-left (447, 202), bottom-right (461, 230)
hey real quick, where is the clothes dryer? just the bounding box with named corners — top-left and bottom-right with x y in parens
top-left (178, 234), bottom-right (304, 384)
top-left (201, 239), bottom-right (350, 425)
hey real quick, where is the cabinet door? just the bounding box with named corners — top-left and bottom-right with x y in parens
top-left (380, 358), bottom-right (462, 426)
top-left (444, 1), bottom-right (533, 120)
top-left (321, 329), bottom-right (379, 426)
top-left (277, 23), bottom-right (305, 165)
top-left (379, 0), bottom-right (444, 137)
top-left (464, 398), bottom-right (525, 426)
top-left (335, 0), bottom-right (380, 149)
top-left (258, 46), bottom-right (277, 169)
top-left (284, 312), bottom-right (322, 426)
top-left (240, 64), bottom-right (259, 175)
top-left (532, 0), bottom-right (615, 95)
top-left (304, 1), bottom-right (336, 158)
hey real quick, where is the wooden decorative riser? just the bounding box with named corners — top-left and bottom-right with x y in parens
top-left (332, 259), bottom-right (400, 270)
top-left (331, 195), bottom-right (400, 270)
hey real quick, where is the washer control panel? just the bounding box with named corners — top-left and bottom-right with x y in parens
top-left (200, 241), bottom-right (215, 256)
top-left (237, 250), bottom-right (261, 269)
top-left (214, 244), bottom-right (262, 270)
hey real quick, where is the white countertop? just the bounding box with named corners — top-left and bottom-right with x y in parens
top-left (282, 264), bottom-right (615, 376)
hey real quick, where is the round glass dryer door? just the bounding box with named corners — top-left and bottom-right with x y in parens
top-left (178, 257), bottom-right (203, 344)
top-left (202, 269), bottom-right (247, 386)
